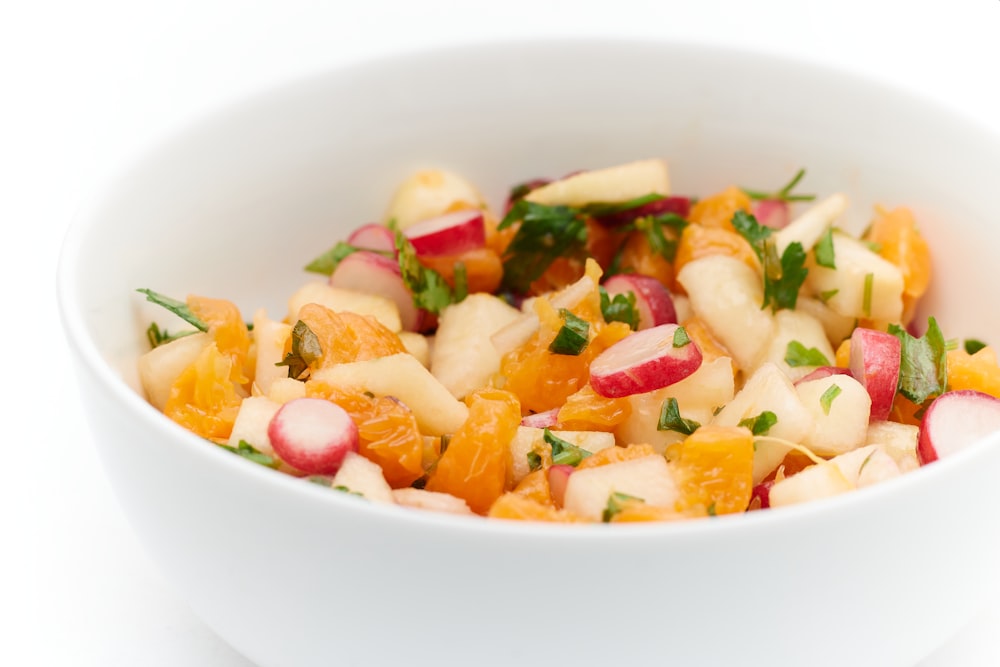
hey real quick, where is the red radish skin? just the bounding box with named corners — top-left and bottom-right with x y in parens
top-left (521, 408), bottom-right (560, 429)
top-left (403, 209), bottom-right (486, 256)
top-left (346, 223), bottom-right (396, 254)
top-left (329, 250), bottom-right (426, 331)
top-left (595, 196), bottom-right (691, 227)
top-left (504, 178), bottom-right (551, 213)
top-left (918, 390), bottom-right (1000, 464)
top-left (752, 199), bottom-right (790, 229)
top-left (589, 324), bottom-right (703, 398)
top-left (548, 464), bottom-right (574, 508)
top-left (602, 274), bottom-right (677, 330)
top-left (268, 398), bottom-right (359, 475)
top-left (794, 366), bottom-right (852, 386)
top-left (849, 328), bottom-right (901, 422)
top-left (751, 480), bottom-right (774, 509)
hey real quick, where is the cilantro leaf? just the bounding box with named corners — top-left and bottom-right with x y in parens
top-left (818, 288), bottom-right (839, 304)
top-left (738, 411), bottom-right (778, 436)
top-left (602, 491), bottom-right (644, 523)
top-left (819, 384), bottom-right (842, 415)
top-left (763, 241), bottom-right (809, 311)
top-left (394, 230), bottom-right (459, 314)
top-left (657, 397), bottom-right (701, 435)
top-left (731, 210), bottom-right (773, 263)
top-left (599, 287), bottom-right (639, 330)
top-left (965, 338), bottom-right (988, 355)
top-left (498, 200), bottom-right (588, 294)
top-left (549, 309), bottom-right (590, 356)
top-left (888, 317), bottom-right (948, 405)
top-left (742, 168), bottom-right (816, 202)
top-left (276, 320), bottom-right (322, 380)
top-left (543, 428), bottom-right (592, 467)
top-left (221, 440), bottom-right (280, 469)
top-left (136, 289), bottom-right (209, 332)
top-left (305, 241), bottom-right (362, 276)
top-left (814, 227), bottom-right (836, 269)
top-left (785, 340), bottom-right (832, 368)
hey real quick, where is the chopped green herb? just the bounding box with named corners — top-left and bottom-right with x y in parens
top-left (276, 320), bottom-right (323, 380)
top-left (332, 485), bottom-right (365, 497)
top-left (965, 338), bottom-right (988, 355)
top-left (862, 272), bottom-right (874, 318)
top-left (543, 428), bottom-right (593, 467)
top-left (814, 227), bottom-right (836, 269)
top-left (498, 200), bottom-right (589, 294)
top-left (220, 440), bottom-right (280, 469)
top-left (635, 214), bottom-right (686, 262)
top-left (673, 326), bottom-right (691, 348)
top-left (439, 434), bottom-right (452, 455)
top-left (707, 502), bottom-right (718, 517)
top-left (738, 411), bottom-right (778, 436)
top-left (818, 288), bottom-right (840, 304)
top-left (785, 340), bottom-right (832, 368)
top-left (819, 384), bottom-right (842, 415)
top-left (581, 193), bottom-right (664, 217)
top-left (136, 288), bottom-right (209, 332)
top-left (527, 451), bottom-right (543, 472)
top-left (602, 491), bottom-right (644, 522)
top-left (888, 317), bottom-right (948, 406)
top-left (741, 168), bottom-right (816, 202)
top-left (145, 322), bottom-right (198, 349)
top-left (731, 213), bottom-right (808, 311)
top-left (307, 475), bottom-right (334, 486)
top-left (394, 230), bottom-right (460, 313)
top-left (599, 287), bottom-right (639, 330)
top-left (657, 397), bottom-right (701, 435)
top-left (857, 449), bottom-right (877, 476)
top-left (549, 309), bottom-right (590, 355)
top-left (864, 241), bottom-right (883, 253)
top-left (305, 241), bottom-right (362, 276)
top-left (453, 261), bottom-right (469, 302)
top-left (731, 211), bottom-right (773, 263)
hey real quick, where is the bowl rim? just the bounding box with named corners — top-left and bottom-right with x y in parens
top-left (56, 35), bottom-right (1000, 541)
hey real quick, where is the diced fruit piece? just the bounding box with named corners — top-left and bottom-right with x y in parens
top-left (385, 169), bottom-right (485, 230)
top-left (547, 464), bottom-right (574, 507)
top-left (488, 493), bottom-right (581, 522)
top-left (687, 185), bottom-right (751, 231)
top-left (750, 480), bottom-right (774, 509)
top-left (287, 281), bottom-right (402, 332)
top-left (524, 158), bottom-right (670, 207)
top-left (397, 332), bottom-right (430, 368)
top-left (562, 455), bottom-right (678, 521)
top-left (768, 463), bottom-right (853, 508)
top-left (849, 328), bottom-right (901, 421)
top-left (796, 297), bottom-right (858, 349)
top-left (556, 385), bottom-right (632, 431)
top-left (673, 425), bottom-right (754, 515)
top-left (752, 199), bottom-right (789, 229)
top-left (794, 366), bottom-right (852, 385)
top-left (917, 390), bottom-right (1000, 464)
top-left (590, 324), bottom-right (702, 398)
top-left (403, 209), bottom-right (486, 256)
top-left (618, 230), bottom-right (676, 290)
top-left (430, 293), bottom-right (522, 399)
top-left (417, 246), bottom-right (503, 295)
top-left (805, 233), bottom-right (904, 322)
top-left (947, 346), bottom-right (1000, 398)
top-left (330, 451), bottom-right (394, 503)
top-left (391, 488), bottom-right (472, 515)
top-left (251, 309), bottom-right (292, 396)
top-left (507, 426), bottom-right (615, 485)
top-left (521, 409), bottom-right (560, 429)
top-left (673, 224), bottom-right (760, 280)
top-left (329, 251), bottom-right (425, 331)
top-left (228, 396), bottom-right (281, 456)
top-left (294, 304), bottom-right (405, 371)
top-left (511, 469), bottom-right (553, 505)
top-left (829, 444), bottom-right (902, 489)
top-left (595, 195), bottom-right (690, 227)
top-left (268, 398), bottom-right (358, 475)
top-left (576, 443), bottom-right (659, 470)
top-left (864, 206), bottom-right (932, 304)
top-left (866, 420), bottom-right (920, 472)
top-left (759, 309), bottom-right (836, 381)
top-left (602, 274), bottom-right (677, 330)
top-left (138, 332), bottom-right (211, 410)
top-left (347, 223), bottom-right (396, 253)
top-left (677, 255), bottom-right (775, 371)
top-left (164, 343), bottom-right (246, 441)
top-left (795, 374), bottom-right (871, 456)
top-left (772, 193), bottom-right (847, 256)
top-left (311, 353), bottom-right (469, 436)
top-left (268, 377), bottom-right (307, 404)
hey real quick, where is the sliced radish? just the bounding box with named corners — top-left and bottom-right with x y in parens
top-left (602, 274), bottom-right (677, 330)
top-left (329, 250), bottom-right (425, 331)
top-left (589, 323), bottom-right (702, 398)
top-left (504, 178), bottom-right (551, 212)
top-left (547, 464), bottom-right (574, 508)
top-left (849, 328), bottom-right (901, 421)
top-left (918, 390), bottom-right (1000, 464)
top-left (402, 209), bottom-right (486, 256)
top-left (594, 195), bottom-right (691, 227)
top-left (521, 408), bottom-right (560, 429)
top-left (752, 199), bottom-right (790, 229)
top-left (751, 480), bottom-right (774, 509)
top-left (268, 398), bottom-right (359, 475)
top-left (794, 366), bottom-right (852, 386)
top-left (346, 223), bottom-right (396, 254)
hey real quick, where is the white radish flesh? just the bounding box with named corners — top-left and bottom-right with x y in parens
top-left (918, 390), bottom-right (1000, 464)
top-left (602, 274), bottom-right (677, 330)
top-left (329, 251), bottom-right (424, 331)
top-left (524, 159), bottom-right (670, 207)
top-left (849, 328), bottom-right (901, 421)
top-left (589, 323), bottom-right (702, 398)
top-left (268, 398), bottom-right (359, 475)
top-left (346, 223), bottom-right (396, 253)
top-left (403, 209), bottom-right (486, 256)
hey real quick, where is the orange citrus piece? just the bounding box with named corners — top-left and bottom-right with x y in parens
top-left (557, 384), bottom-right (631, 431)
top-left (610, 501), bottom-right (687, 523)
top-left (865, 206), bottom-right (932, 301)
top-left (164, 343), bottom-right (244, 441)
top-left (188, 294), bottom-right (251, 384)
top-left (576, 443), bottom-right (658, 470)
top-left (834, 338), bottom-right (851, 368)
top-left (618, 231), bottom-right (675, 290)
top-left (673, 223), bottom-right (760, 282)
top-left (687, 186), bottom-right (752, 232)
top-left (418, 246), bottom-right (503, 295)
top-left (488, 493), bottom-right (581, 522)
top-left (947, 346), bottom-right (1000, 398)
top-left (295, 303), bottom-right (405, 371)
top-left (673, 425), bottom-right (754, 515)
top-left (511, 468), bottom-right (554, 506)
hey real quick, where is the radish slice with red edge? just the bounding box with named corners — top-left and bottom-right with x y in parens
top-left (752, 199), bottom-right (790, 229)
top-left (594, 195), bottom-right (691, 227)
top-left (589, 323), bottom-right (702, 398)
top-left (751, 480), bottom-right (774, 509)
top-left (329, 250), bottom-right (426, 331)
top-left (849, 328), bottom-right (901, 422)
top-left (602, 274), bottom-right (677, 330)
top-left (346, 223), bottom-right (396, 254)
top-left (521, 408), bottom-right (560, 429)
top-left (794, 366), bottom-right (852, 386)
top-left (918, 390), bottom-right (1000, 464)
top-left (402, 209), bottom-right (485, 256)
top-left (268, 398), bottom-right (359, 475)
top-left (548, 464), bottom-right (574, 508)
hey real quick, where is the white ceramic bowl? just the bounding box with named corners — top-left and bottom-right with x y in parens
top-left (59, 39), bottom-right (1000, 667)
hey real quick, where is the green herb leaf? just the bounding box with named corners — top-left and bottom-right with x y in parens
top-left (965, 338), bottom-right (988, 355)
top-left (332, 485), bottom-right (365, 497)
top-left (741, 168), bottom-right (816, 202)
top-left (543, 428), bottom-right (592, 467)
top-left (276, 320), bottom-right (323, 380)
top-left (888, 317), bottom-right (948, 406)
top-left (763, 241), bottom-right (809, 311)
top-left (602, 491), bottom-right (644, 523)
top-left (145, 322), bottom-right (198, 349)
top-left (731, 211), bottom-right (773, 263)
top-left (549, 309), bottom-right (590, 355)
top-left (857, 449), bottom-right (877, 476)
top-left (707, 502), bottom-right (718, 517)
top-left (738, 410), bottom-right (778, 436)
top-left (453, 261), bottom-right (469, 303)
top-left (526, 451), bottom-right (543, 472)
top-left (305, 241), bottom-right (362, 276)
top-left (657, 397), bottom-right (701, 435)
top-left (136, 289), bottom-right (208, 332)
top-left (498, 200), bottom-right (589, 294)
top-left (220, 440), bottom-right (280, 469)
top-left (785, 340), bottom-right (832, 368)
top-left (814, 227), bottom-right (836, 269)
top-left (862, 272), bottom-right (875, 318)
top-left (673, 326), bottom-right (691, 348)
top-left (581, 193), bottom-right (665, 217)
top-left (599, 287), bottom-right (639, 330)
top-left (819, 384), bottom-right (842, 415)
top-left (818, 288), bottom-right (839, 304)
top-left (394, 230), bottom-right (457, 314)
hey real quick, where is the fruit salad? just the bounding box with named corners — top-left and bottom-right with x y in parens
top-left (136, 159), bottom-right (1000, 523)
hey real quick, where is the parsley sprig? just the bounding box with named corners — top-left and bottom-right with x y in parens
top-left (888, 317), bottom-right (948, 406)
top-left (742, 168), bottom-right (816, 203)
top-left (599, 287), bottom-right (639, 330)
top-left (543, 428), bottom-right (593, 467)
top-left (657, 398), bottom-right (701, 435)
top-left (394, 229), bottom-right (464, 314)
top-left (732, 211), bottom-right (809, 312)
top-left (498, 200), bottom-right (589, 294)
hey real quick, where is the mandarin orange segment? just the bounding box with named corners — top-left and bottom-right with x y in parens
top-left (835, 338), bottom-right (851, 368)
top-left (610, 501), bottom-right (686, 523)
top-left (512, 468), bottom-right (554, 506)
top-left (585, 217), bottom-right (619, 270)
top-left (947, 346), bottom-right (1000, 398)
top-left (418, 246), bottom-right (503, 295)
top-left (164, 343), bottom-right (245, 441)
top-left (687, 186), bottom-right (752, 232)
top-left (575, 443), bottom-right (658, 470)
top-left (673, 425), bottom-right (754, 515)
top-left (187, 295), bottom-right (251, 384)
top-left (295, 303), bottom-right (405, 370)
top-left (426, 389), bottom-right (521, 514)
top-left (618, 231), bottom-right (675, 290)
top-left (673, 223), bottom-right (760, 281)
top-left (889, 393), bottom-right (923, 427)
top-left (488, 493), bottom-right (581, 522)
top-left (530, 257), bottom-right (587, 295)
top-left (865, 206), bottom-right (932, 300)
top-left (557, 384), bottom-right (631, 431)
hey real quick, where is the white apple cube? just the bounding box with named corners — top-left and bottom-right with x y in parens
top-left (524, 159), bottom-right (670, 207)
top-left (768, 463), bottom-right (853, 508)
top-left (267, 377), bottom-right (307, 404)
top-left (758, 309), bottom-right (836, 382)
top-left (384, 169), bottom-right (486, 230)
top-left (138, 332), bottom-right (211, 410)
top-left (866, 420), bottom-right (920, 472)
top-left (805, 233), bottom-right (904, 322)
top-left (795, 374), bottom-right (871, 456)
top-left (391, 488), bottom-right (472, 515)
top-left (398, 332), bottom-right (431, 368)
top-left (330, 452), bottom-right (394, 503)
top-left (508, 426), bottom-right (616, 485)
top-left (251, 309), bottom-right (292, 396)
top-left (562, 455), bottom-right (678, 521)
top-left (227, 396), bottom-right (281, 456)
top-left (796, 297), bottom-right (857, 350)
top-left (772, 193), bottom-right (848, 256)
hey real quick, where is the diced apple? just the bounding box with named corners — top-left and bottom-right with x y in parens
top-left (677, 255), bottom-right (775, 371)
top-left (590, 324), bottom-right (702, 398)
top-left (672, 293), bottom-right (692, 324)
top-left (397, 332), bottom-right (430, 368)
top-left (507, 426), bottom-right (616, 485)
top-left (772, 193), bottom-right (848, 256)
top-left (287, 281), bottom-right (401, 332)
top-left (758, 309), bottom-right (836, 382)
top-left (805, 232), bottom-right (904, 322)
top-left (346, 223), bottom-right (396, 253)
top-left (866, 420), bottom-right (919, 472)
top-left (391, 488), bottom-right (472, 515)
top-left (268, 397), bottom-right (358, 475)
top-left (563, 455), bottom-right (678, 521)
top-left (311, 353), bottom-right (468, 436)
top-left (602, 274), bottom-right (677, 330)
top-left (267, 377), bottom-right (307, 403)
top-left (329, 251), bottom-right (425, 331)
top-left (524, 159), bottom-right (670, 207)
top-left (228, 396), bottom-right (281, 456)
top-left (431, 293), bottom-right (522, 399)
top-left (385, 168), bottom-right (486, 230)
top-left (138, 332), bottom-right (211, 410)
top-left (828, 444), bottom-right (902, 489)
top-left (917, 390), bottom-right (1000, 464)
top-left (795, 374), bottom-right (871, 456)
top-left (251, 309), bottom-right (292, 396)
top-left (768, 463), bottom-right (853, 508)
top-left (403, 209), bottom-right (486, 256)
top-left (849, 328), bottom-right (901, 421)
top-left (796, 297), bottom-right (858, 350)
top-left (330, 452), bottom-right (394, 503)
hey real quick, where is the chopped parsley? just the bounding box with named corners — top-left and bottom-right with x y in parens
top-left (145, 322), bottom-right (197, 349)
top-left (526, 451), bottom-right (543, 472)
top-left (305, 241), bottom-right (362, 276)
top-left (814, 227), bottom-right (836, 269)
top-left (818, 288), bottom-right (839, 304)
top-left (599, 287), bottom-right (639, 330)
top-left (673, 326), bottom-right (691, 348)
top-left (819, 384), bottom-right (842, 415)
top-left (741, 168), bottom-right (816, 202)
top-left (738, 411), bottom-right (778, 436)
top-left (731, 211), bottom-right (808, 311)
top-left (549, 309), bottom-right (590, 355)
top-left (136, 288), bottom-right (209, 332)
top-left (707, 502), bottom-right (718, 517)
top-left (785, 340), bottom-right (831, 368)
top-left (498, 200), bottom-right (589, 294)
top-left (657, 397), bottom-right (701, 435)
top-left (862, 272), bottom-right (875, 318)
top-left (888, 317), bottom-right (948, 406)
top-left (332, 485), bottom-right (365, 497)
top-left (276, 320), bottom-right (322, 380)
top-left (394, 230), bottom-right (462, 314)
top-left (543, 429), bottom-right (592, 467)
top-left (581, 193), bottom-right (665, 217)
top-left (965, 338), bottom-right (988, 355)
top-left (602, 491), bottom-right (644, 522)
top-left (633, 214), bottom-right (687, 263)
top-left (221, 440), bottom-right (280, 469)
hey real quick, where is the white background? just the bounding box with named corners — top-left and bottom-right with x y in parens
top-left (3, 1), bottom-right (999, 664)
